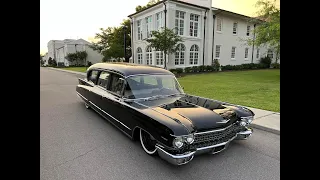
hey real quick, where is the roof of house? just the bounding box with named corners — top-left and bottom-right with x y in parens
top-left (128, 0), bottom-right (263, 22)
top-left (128, 0), bottom-right (209, 17)
top-left (87, 62), bottom-right (174, 77)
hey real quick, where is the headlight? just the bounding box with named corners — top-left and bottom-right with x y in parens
top-left (173, 137), bottom-right (184, 148)
top-left (185, 134), bottom-right (194, 144)
top-left (241, 116), bottom-right (254, 124)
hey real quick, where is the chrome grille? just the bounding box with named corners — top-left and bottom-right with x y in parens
top-left (190, 124), bottom-right (244, 149)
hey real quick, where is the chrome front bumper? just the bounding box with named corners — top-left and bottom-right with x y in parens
top-left (156, 127), bottom-right (253, 165)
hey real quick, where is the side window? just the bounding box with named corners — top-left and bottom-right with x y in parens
top-left (97, 71), bottom-right (110, 89)
top-left (109, 74), bottom-right (125, 96)
top-left (88, 70), bottom-right (99, 83)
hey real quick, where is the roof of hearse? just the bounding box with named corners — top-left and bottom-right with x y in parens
top-left (87, 62), bottom-right (174, 77)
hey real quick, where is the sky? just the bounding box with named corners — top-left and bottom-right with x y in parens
top-left (40, 0), bottom-right (280, 55)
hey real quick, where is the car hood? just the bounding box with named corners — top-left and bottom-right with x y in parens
top-left (133, 97), bottom-right (244, 133)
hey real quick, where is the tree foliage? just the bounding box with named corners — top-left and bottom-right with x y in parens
top-left (65, 51), bottom-right (88, 65)
top-left (146, 27), bottom-right (183, 69)
top-left (246, 0), bottom-right (280, 62)
top-left (135, 0), bottom-right (160, 12)
top-left (90, 19), bottom-right (131, 62)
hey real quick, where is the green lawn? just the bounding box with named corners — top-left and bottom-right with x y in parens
top-left (178, 69), bottom-right (280, 112)
top-left (58, 67), bottom-right (87, 73)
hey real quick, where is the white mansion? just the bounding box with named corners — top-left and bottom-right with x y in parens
top-left (128, 0), bottom-right (279, 69)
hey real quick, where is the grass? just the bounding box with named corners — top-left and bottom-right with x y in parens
top-left (178, 69), bottom-right (280, 112)
top-left (57, 67), bottom-right (87, 73)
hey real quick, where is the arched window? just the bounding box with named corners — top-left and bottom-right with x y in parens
top-left (189, 45), bottom-right (199, 65)
top-left (155, 51), bottom-right (164, 66)
top-left (175, 44), bottom-right (185, 65)
top-left (146, 46), bottom-right (152, 65)
top-left (137, 47), bottom-right (142, 64)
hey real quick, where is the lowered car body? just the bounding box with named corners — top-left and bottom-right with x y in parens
top-left (76, 63), bottom-right (254, 165)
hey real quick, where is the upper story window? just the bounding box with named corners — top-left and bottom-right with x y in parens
top-left (156, 12), bottom-right (163, 31)
top-left (137, 47), bottom-right (143, 64)
top-left (145, 16), bottom-right (152, 38)
top-left (175, 10), bottom-right (185, 35)
top-left (244, 48), bottom-right (249, 59)
top-left (190, 14), bottom-right (199, 37)
top-left (231, 46), bottom-right (236, 59)
top-left (137, 20), bottom-right (142, 40)
top-left (233, 22), bottom-right (238, 35)
top-left (216, 17), bottom-right (222, 32)
top-left (246, 25), bottom-right (250, 36)
top-left (146, 46), bottom-right (152, 65)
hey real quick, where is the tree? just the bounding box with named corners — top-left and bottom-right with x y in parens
top-left (90, 19), bottom-right (131, 62)
top-left (146, 27), bottom-right (183, 69)
top-left (135, 0), bottom-right (160, 12)
top-left (40, 54), bottom-right (44, 66)
top-left (245, 0), bottom-right (280, 63)
top-left (65, 51), bottom-right (88, 65)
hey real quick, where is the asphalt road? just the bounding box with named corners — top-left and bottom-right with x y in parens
top-left (40, 67), bottom-right (280, 180)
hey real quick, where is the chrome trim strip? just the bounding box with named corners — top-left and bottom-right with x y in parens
top-left (194, 123), bottom-right (234, 135)
top-left (89, 101), bottom-right (131, 130)
top-left (156, 146), bottom-right (196, 159)
top-left (76, 92), bottom-right (87, 101)
top-left (196, 135), bottom-right (237, 151)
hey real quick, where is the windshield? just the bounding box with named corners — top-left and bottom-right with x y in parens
top-left (124, 74), bottom-right (184, 99)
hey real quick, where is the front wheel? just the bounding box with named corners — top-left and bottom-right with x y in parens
top-left (140, 129), bottom-right (158, 155)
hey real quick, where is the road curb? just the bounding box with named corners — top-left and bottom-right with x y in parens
top-left (45, 67), bottom-right (280, 135)
top-left (249, 123), bottom-right (280, 135)
top-left (46, 67), bottom-right (86, 76)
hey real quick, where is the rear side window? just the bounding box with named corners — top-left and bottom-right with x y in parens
top-left (109, 74), bottom-right (125, 96)
top-left (97, 71), bottom-right (110, 89)
top-left (87, 70), bottom-right (99, 83)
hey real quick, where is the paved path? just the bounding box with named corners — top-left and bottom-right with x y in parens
top-left (41, 67), bottom-right (279, 180)
top-left (47, 67), bottom-right (280, 134)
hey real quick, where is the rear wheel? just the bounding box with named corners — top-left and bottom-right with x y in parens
top-left (140, 129), bottom-right (158, 155)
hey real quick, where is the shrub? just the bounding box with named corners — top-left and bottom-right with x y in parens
top-left (176, 68), bottom-right (183, 74)
top-left (87, 61), bottom-right (92, 66)
top-left (259, 57), bottom-right (272, 68)
top-left (199, 65), bottom-right (205, 72)
top-left (212, 59), bottom-right (220, 71)
top-left (222, 65), bottom-right (233, 71)
top-left (271, 63), bottom-right (280, 69)
top-left (205, 65), bottom-right (213, 72)
top-left (57, 62), bottom-right (65, 67)
top-left (192, 66), bottom-right (199, 73)
top-left (184, 67), bottom-right (192, 73)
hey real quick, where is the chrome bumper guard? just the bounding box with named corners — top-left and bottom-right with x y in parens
top-left (156, 127), bottom-right (253, 165)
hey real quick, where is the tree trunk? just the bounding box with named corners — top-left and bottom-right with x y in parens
top-left (164, 52), bottom-right (167, 69)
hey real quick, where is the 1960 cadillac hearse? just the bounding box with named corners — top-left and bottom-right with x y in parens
top-left (76, 63), bottom-right (254, 165)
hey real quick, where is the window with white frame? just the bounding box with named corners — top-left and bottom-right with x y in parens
top-left (190, 14), bottom-right (199, 37)
top-left (190, 44), bottom-right (199, 65)
top-left (137, 47), bottom-right (142, 64)
top-left (256, 48), bottom-right (260, 59)
top-left (146, 46), bottom-right (152, 65)
top-left (231, 47), bottom-right (236, 59)
top-left (145, 16), bottom-right (152, 38)
top-left (267, 49), bottom-right (274, 58)
top-left (215, 45), bottom-right (221, 58)
top-left (155, 51), bottom-right (164, 65)
top-left (245, 48), bottom-right (249, 59)
top-left (233, 22), bottom-right (238, 34)
top-left (216, 17), bottom-right (222, 32)
top-left (175, 44), bottom-right (185, 65)
top-left (156, 12), bottom-right (163, 31)
top-left (246, 25), bottom-right (250, 36)
top-left (175, 10), bottom-right (185, 35)
top-left (137, 20), bottom-right (142, 40)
